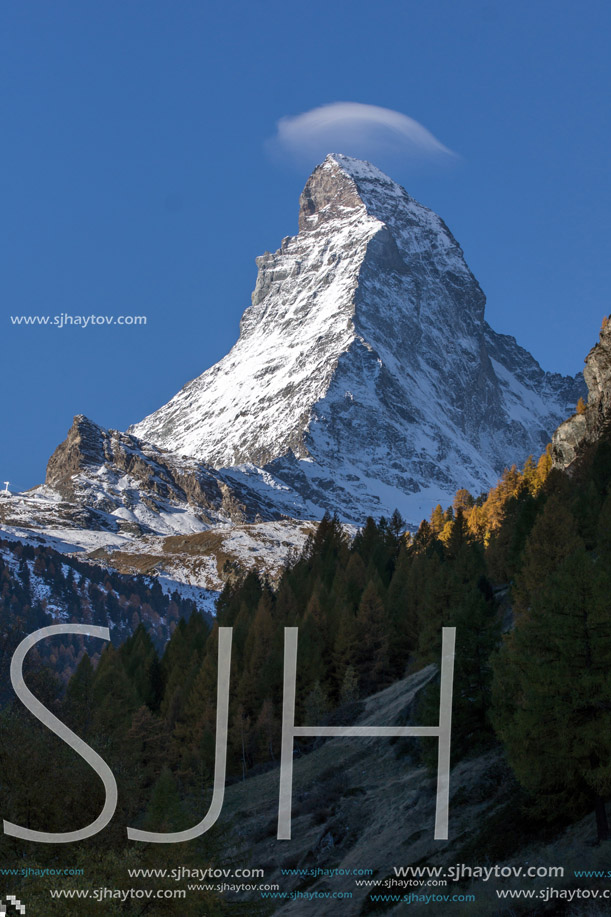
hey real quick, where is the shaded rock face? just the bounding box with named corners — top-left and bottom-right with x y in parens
top-left (45, 415), bottom-right (283, 531)
top-left (552, 319), bottom-right (611, 471)
top-left (126, 154), bottom-right (584, 523)
top-left (46, 415), bottom-right (107, 489)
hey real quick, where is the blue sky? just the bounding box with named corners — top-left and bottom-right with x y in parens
top-left (2, 0), bottom-right (610, 491)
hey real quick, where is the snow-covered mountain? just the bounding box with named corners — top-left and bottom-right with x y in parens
top-left (132, 153), bottom-right (584, 522)
top-left (42, 413), bottom-right (282, 532)
top-left (1, 153), bottom-right (588, 607)
top-left (0, 415), bottom-right (314, 602)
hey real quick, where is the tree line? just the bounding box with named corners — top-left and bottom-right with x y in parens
top-left (3, 429), bottom-right (611, 912)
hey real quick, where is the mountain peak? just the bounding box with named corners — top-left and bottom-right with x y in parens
top-left (323, 153), bottom-right (409, 200)
top-left (325, 153), bottom-right (408, 196)
top-left (298, 153), bottom-right (407, 232)
top-left (46, 414), bottom-right (106, 490)
top-left (131, 157), bottom-right (584, 523)
top-left (298, 154), bottom-right (366, 232)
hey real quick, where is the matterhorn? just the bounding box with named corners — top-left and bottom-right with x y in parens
top-left (132, 154), bottom-right (583, 523)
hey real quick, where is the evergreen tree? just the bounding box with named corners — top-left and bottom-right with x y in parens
top-left (492, 544), bottom-right (611, 842)
top-left (339, 665), bottom-right (359, 705)
top-left (255, 697), bottom-right (278, 762)
top-left (65, 653), bottom-right (94, 736)
top-left (355, 580), bottom-right (391, 693)
top-left (430, 504), bottom-right (445, 534)
top-left (143, 766), bottom-right (188, 833)
top-left (121, 623), bottom-right (160, 708)
top-left (303, 680), bottom-right (329, 726)
top-left (512, 495), bottom-right (582, 616)
top-left (453, 488), bottom-right (474, 513)
top-left (91, 645), bottom-right (140, 745)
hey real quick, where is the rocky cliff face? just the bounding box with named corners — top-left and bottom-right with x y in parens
top-left (0, 414), bottom-right (312, 602)
top-left (552, 318), bottom-right (611, 471)
top-left (43, 414), bottom-right (283, 535)
top-left (132, 154), bottom-right (584, 523)
top-left (1, 155), bottom-right (591, 598)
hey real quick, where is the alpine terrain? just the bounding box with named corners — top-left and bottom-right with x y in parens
top-left (133, 153), bottom-right (584, 523)
top-left (1, 154), bottom-right (585, 599)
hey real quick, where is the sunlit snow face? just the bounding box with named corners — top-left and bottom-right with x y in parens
top-left (129, 154), bottom-right (582, 526)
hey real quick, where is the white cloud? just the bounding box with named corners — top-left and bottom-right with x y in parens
top-left (269, 102), bottom-right (456, 165)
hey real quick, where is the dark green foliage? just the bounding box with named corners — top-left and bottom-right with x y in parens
top-left (65, 652), bottom-right (94, 734)
top-left (121, 623), bottom-right (164, 709)
top-left (419, 586), bottom-right (500, 768)
top-left (492, 526), bottom-right (611, 840)
top-left (3, 431), bottom-right (611, 868)
top-left (487, 436), bottom-right (611, 840)
top-left (143, 766), bottom-right (189, 833)
top-left (0, 537), bottom-right (203, 684)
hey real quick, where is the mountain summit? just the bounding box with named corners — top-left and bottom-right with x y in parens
top-left (132, 154), bottom-right (584, 522)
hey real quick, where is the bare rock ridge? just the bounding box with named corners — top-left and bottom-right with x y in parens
top-left (0, 154), bottom-right (591, 598)
top-left (131, 153), bottom-right (585, 523)
top-left (1, 413), bottom-right (311, 601)
top-left (552, 317), bottom-right (611, 471)
top-left (44, 414), bottom-right (282, 534)
top-left (46, 414), bottom-right (107, 489)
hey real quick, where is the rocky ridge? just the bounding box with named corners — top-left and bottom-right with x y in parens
top-left (1, 154), bottom-right (588, 601)
top-left (132, 154), bottom-right (585, 523)
top-left (44, 413), bottom-right (281, 531)
top-left (552, 317), bottom-right (611, 471)
top-left (0, 416), bottom-right (312, 602)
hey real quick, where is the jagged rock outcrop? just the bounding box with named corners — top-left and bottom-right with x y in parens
top-left (2, 154), bottom-right (591, 599)
top-left (132, 154), bottom-right (584, 523)
top-left (43, 414), bottom-right (283, 534)
top-left (46, 414), bottom-right (107, 487)
top-left (552, 318), bottom-right (611, 471)
top-left (1, 414), bottom-right (312, 598)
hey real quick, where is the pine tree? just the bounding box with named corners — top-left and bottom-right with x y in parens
top-left (492, 543), bottom-right (611, 842)
top-left (303, 680), bottom-right (329, 726)
top-left (65, 653), bottom-right (94, 736)
top-left (451, 589), bottom-right (500, 753)
top-left (389, 508), bottom-right (405, 537)
top-left (355, 580), bottom-right (391, 692)
top-left (453, 488), bottom-right (474, 513)
top-left (160, 613), bottom-right (208, 722)
top-left (237, 588), bottom-right (277, 715)
top-left (521, 455), bottom-right (538, 493)
top-left (339, 665), bottom-right (359, 705)
top-left (142, 766), bottom-right (188, 833)
top-left (255, 697), bottom-right (278, 762)
top-left (121, 623), bottom-right (159, 708)
top-left (430, 504), bottom-right (445, 534)
top-left (230, 703), bottom-right (253, 779)
top-left (124, 706), bottom-right (170, 796)
top-left (91, 645), bottom-right (139, 745)
top-left (536, 445), bottom-right (553, 488)
top-left (333, 604), bottom-right (360, 681)
top-left (512, 496), bottom-right (582, 616)
top-left (385, 541), bottom-right (417, 673)
top-left (596, 492), bottom-right (611, 559)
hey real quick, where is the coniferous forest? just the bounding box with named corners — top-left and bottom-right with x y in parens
top-left (2, 436), bottom-right (611, 911)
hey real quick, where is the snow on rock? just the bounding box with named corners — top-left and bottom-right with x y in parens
top-left (80, 520), bottom-right (317, 604)
top-left (132, 153), bottom-right (585, 523)
top-left (552, 316), bottom-right (611, 471)
top-left (0, 417), bottom-right (313, 598)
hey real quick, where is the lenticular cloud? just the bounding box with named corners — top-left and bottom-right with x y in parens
top-left (270, 102), bottom-right (456, 164)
